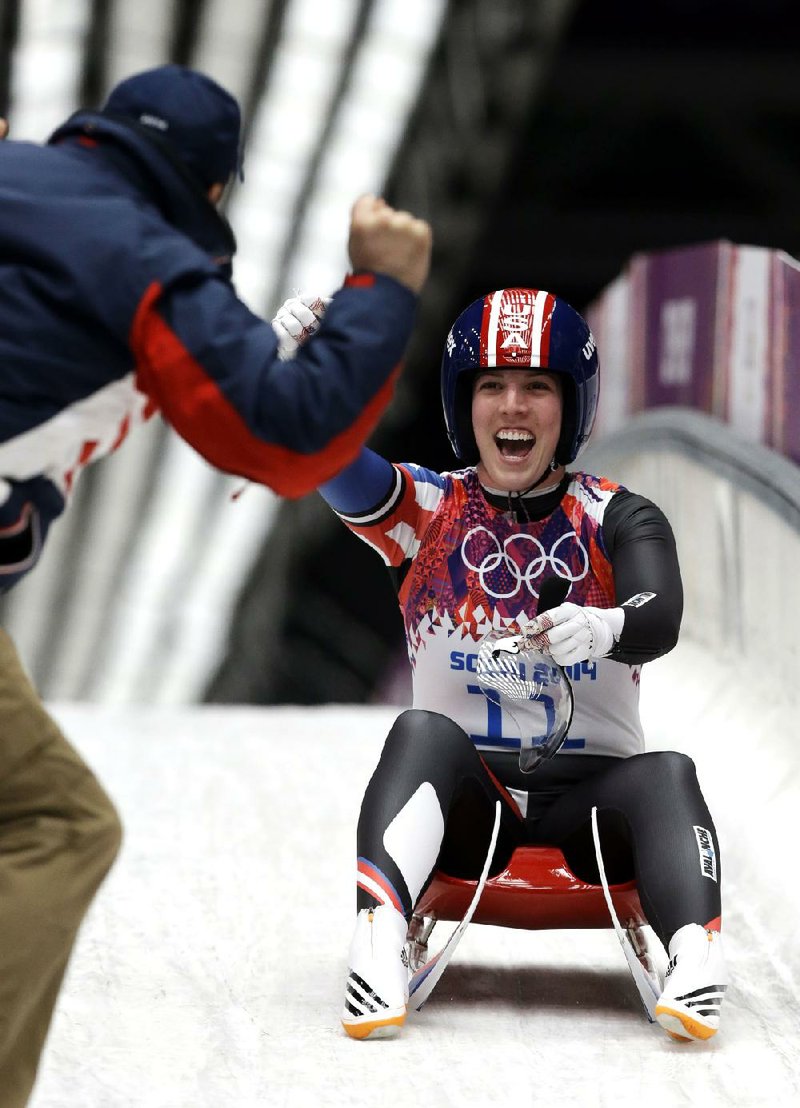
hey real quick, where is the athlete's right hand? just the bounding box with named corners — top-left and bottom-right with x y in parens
top-left (0, 119), bottom-right (8, 140)
top-left (271, 292), bottom-right (330, 361)
top-left (347, 194), bottom-right (432, 294)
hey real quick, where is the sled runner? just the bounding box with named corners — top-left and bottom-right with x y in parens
top-left (407, 836), bottom-right (663, 1020)
top-left (408, 802), bottom-right (502, 1011)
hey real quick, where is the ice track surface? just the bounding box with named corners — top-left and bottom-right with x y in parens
top-left (30, 644), bottom-right (800, 1108)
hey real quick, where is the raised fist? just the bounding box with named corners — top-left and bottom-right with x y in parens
top-left (348, 194), bottom-right (432, 294)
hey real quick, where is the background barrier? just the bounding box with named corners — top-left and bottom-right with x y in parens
top-left (583, 407), bottom-right (800, 972)
top-left (587, 241), bottom-right (800, 465)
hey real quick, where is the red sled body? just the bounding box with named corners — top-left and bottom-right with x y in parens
top-left (415, 845), bottom-right (646, 931)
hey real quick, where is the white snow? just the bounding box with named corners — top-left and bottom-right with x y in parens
top-left (28, 642), bottom-right (800, 1107)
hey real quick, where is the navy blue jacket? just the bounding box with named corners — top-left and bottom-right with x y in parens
top-left (0, 113), bottom-right (416, 589)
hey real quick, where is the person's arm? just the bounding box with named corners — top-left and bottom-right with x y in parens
top-left (603, 490), bottom-right (683, 663)
top-left (267, 291), bottom-right (446, 564)
top-left (131, 196), bottom-right (431, 498)
top-left (319, 447), bottom-right (397, 516)
top-left (320, 450), bottom-right (446, 569)
top-left (524, 490), bottom-right (682, 666)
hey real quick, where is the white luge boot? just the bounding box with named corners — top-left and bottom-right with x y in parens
top-left (655, 924), bottom-right (728, 1042)
top-left (341, 904), bottom-right (410, 1040)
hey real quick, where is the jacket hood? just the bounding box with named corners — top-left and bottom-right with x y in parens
top-left (48, 111), bottom-right (237, 277)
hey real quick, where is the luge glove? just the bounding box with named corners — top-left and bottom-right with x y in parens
top-left (271, 291), bottom-right (330, 360)
top-left (523, 602), bottom-right (624, 666)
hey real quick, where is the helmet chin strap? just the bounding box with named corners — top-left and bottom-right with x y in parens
top-left (481, 456), bottom-right (561, 523)
top-left (517, 455), bottom-right (560, 496)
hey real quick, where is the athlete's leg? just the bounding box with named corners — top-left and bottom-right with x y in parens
top-left (530, 750), bottom-right (727, 1041)
top-left (343, 709), bottom-right (522, 1040)
top-left (530, 751), bottom-right (721, 946)
top-left (356, 709), bottom-right (524, 918)
top-left (0, 629), bottom-right (122, 1107)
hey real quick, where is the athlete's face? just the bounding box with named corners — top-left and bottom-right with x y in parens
top-left (472, 368), bottom-right (564, 491)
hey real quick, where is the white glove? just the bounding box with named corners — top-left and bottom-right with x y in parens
top-left (522, 602), bottom-right (624, 667)
top-left (271, 291), bottom-right (331, 361)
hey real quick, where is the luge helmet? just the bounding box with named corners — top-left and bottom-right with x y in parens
top-left (441, 288), bottom-right (599, 465)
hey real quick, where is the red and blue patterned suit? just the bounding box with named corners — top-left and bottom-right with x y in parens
top-left (328, 459), bottom-right (646, 760)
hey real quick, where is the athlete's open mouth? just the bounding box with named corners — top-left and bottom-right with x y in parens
top-left (495, 430), bottom-right (535, 459)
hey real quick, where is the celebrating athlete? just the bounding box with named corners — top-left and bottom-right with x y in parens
top-left (277, 287), bottom-right (728, 1044)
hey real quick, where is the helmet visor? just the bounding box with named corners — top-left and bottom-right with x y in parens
top-left (476, 631), bottom-right (574, 773)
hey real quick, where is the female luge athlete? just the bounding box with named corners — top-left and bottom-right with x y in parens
top-left (277, 287), bottom-right (728, 1044)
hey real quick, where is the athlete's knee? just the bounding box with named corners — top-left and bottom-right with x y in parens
top-left (385, 709), bottom-right (471, 762)
top-left (640, 750), bottom-right (698, 786)
top-left (624, 751), bottom-right (703, 812)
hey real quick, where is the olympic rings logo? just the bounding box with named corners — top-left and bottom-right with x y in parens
top-left (460, 527), bottom-right (589, 600)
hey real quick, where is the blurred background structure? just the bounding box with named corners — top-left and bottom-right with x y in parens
top-left (1, 0), bottom-right (798, 706)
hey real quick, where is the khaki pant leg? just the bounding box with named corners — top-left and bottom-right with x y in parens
top-left (0, 628), bottom-right (123, 1108)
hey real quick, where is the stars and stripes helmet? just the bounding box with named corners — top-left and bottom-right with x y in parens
top-left (441, 288), bottom-right (600, 465)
